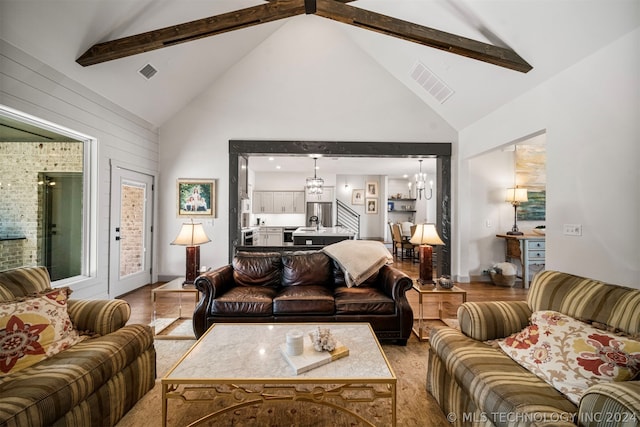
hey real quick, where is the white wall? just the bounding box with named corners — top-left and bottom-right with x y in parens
top-left (458, 29), bottom-right (640, 288)
top-left (158, 17), bottom-right (456, 276)
top-left (0, 41), bottom-right (160, 298)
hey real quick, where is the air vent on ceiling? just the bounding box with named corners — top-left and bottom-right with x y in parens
top-left (410, 62), bottom-right (454, 104)
top-left (138, 63), bottom-right (158, 80)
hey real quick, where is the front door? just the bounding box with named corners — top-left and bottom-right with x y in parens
top-left (109, 165), bottom-right (154, 297)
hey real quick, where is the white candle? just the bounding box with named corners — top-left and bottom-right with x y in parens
top-left (285, 330), bottom-right (303, 355)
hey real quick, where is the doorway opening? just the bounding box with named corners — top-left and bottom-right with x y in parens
top-left (229, 140), bottom-right (452, 276)
top-left (38, 172), bottom-right (83, 281)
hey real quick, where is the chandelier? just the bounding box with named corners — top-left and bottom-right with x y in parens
top-left (306, 156), bottom-right (324, 194)
top-left (414, 159), bottom-right (433, 200)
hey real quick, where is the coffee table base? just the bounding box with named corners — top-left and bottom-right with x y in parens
top-left (163, 382), bottom-right (396, 426)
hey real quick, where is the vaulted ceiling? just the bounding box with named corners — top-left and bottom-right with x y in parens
top-left (1, 0), bottom-right (638, 130)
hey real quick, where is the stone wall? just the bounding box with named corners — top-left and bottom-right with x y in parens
top-left (0, 142), bottom-right (83, 271)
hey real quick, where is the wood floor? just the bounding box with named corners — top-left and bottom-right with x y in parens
top-left (118, 255), bottom-right (527, 426)
top-left (120, 255), bottom-right (528, 326)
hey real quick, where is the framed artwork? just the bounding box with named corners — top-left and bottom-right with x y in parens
top-left (366, 181), bottom-right (378, 197)
top-left (177, 179), bottom-right (216, 217)
top-left (351, 189), bottom-right (365, 205)
top-left (366, 198), bottom-right (378, 214)
top-left (515, 144), bottom-right (546, 220)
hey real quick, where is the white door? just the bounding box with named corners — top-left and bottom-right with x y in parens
top-left (109, 166), bottom-right (154, 297)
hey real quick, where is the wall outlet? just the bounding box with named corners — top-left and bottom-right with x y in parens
top-left (563, 224), bottom-right (582, 236)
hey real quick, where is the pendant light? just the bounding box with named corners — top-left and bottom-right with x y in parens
top-left (306, 156), bottom-right (324, 194)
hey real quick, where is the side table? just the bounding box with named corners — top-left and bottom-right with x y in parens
top-left (496, 234), bottom-right (546, 288)
top-left (411, 282), bottom-right (467, 341)
top-left (152, 277), bottom-right (199, 340)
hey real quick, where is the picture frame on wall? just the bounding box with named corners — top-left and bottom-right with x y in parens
top-left (366, 181), bottom-right (378, 197)
top-left (351, 189), bottom-right (365, 205)
top-left (366, 198), bottom-right (378, 214)
top-left (177, 179), bottom-right (216, 217)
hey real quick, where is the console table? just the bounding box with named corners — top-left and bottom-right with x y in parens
top-left (496, 234), bottom-right (545, 288)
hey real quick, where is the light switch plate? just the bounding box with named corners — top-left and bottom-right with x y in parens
top-left (563, 224), bottom-right (582, 236)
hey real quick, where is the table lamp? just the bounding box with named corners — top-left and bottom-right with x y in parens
top-left (171, 220), bottom-right (211, 285)
top-left (505, 187), bottom-right (528, 235)
top-left (410, 223), bottom-right (444, 285)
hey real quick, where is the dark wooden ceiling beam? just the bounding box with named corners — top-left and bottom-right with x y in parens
top-left (315, 0), bottom-right (532, 73)
top-left (77, 0), bottom-right (531, 73)
top-left (77, 0), bottom-right (306, 66)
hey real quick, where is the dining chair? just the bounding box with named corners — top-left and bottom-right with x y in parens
top-left (392, 223), bottom-right (415, 260)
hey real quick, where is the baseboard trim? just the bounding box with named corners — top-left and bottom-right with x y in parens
top-left (157, 275), bottom-right (181, 283)
top-left (469, 274), bottom-right (492, 283)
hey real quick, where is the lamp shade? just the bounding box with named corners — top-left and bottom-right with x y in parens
top-left (505, 187), bottom-right (528, 204)
top-left (409, 223), bottom-right (444, 246)
top-left (171, 222), bottom-right (211, 246)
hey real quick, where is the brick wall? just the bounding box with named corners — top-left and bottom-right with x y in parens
top-left (0, 142), bottom-right (83, 271)
top-left (119, 184), bottom-right (145, 277)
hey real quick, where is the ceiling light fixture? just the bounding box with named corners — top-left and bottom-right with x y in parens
top-left (415, 160), bottom-right (432, 200)
top-left (306, 156), bottom-right (324, 195)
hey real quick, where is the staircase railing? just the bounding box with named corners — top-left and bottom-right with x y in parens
top-left (336, 199), bottom-right (360, 240)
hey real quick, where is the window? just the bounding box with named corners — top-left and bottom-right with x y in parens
top-left (0, 107), bottom-right (93, 283)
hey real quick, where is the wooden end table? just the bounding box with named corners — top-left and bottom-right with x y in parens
top-left (411, 282), bottom-right (467, 341)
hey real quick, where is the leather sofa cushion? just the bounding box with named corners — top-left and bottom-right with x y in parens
top-left (232, 252), bottom-right (281, 288)
top-left (334, 286), bottom-right (395, 315)
top-left (273, 285), bottom-right (335, 315)
top-left (282, 251), bottom-right (332, 287)
top-left (211, 287), bottom-right (277, 316)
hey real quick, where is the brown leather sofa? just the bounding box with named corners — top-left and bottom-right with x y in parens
top-left (193, 251), bottom-right (414, 344)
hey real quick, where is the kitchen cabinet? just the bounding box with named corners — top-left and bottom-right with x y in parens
top-left (305, 186), bottom-right (334, 202)
top-left (256, 227), bottom-right (284, 246)
top-left (253, 191), bottom-right (305, 213)
top-left (292, 191), bottom-right (305, 213)
top-left (252, 191), bottom-right (274, 213)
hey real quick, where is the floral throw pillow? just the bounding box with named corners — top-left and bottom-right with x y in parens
top-left (498, 310), bottom-right (640, 405)
top-left (0, 287), bottom-right (87, 376)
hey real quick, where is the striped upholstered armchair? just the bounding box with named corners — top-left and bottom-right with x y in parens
top-left (0, 266), bottom-right (156, 427)
top-left (427, 270), bottom-right (640, 427)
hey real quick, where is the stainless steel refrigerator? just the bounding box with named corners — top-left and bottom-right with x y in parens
top-left (306, 202), bottom-right (333, 227)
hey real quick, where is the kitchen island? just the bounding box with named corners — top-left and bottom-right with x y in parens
top-left (292, 226), bottom-right (355, 246)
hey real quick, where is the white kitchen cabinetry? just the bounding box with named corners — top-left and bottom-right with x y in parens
top-left (305, 186), bottom-right (334, 202)
top-left (252, 191), bottom-right (274, 213)
top-left (256, 227), bottom-right (284, 246)
top-left (253, 191), bottom-right (305, 213)
top-left (292, 191), bottom-right (305, 213)
top-left (272, 192), bottom-right (290, 213)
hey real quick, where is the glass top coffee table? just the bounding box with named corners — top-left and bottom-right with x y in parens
top-left (161, 323), bottom-right (396, 426)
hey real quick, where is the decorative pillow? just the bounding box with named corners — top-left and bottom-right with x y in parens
top-left (0, 287), bottom-right (87, 376)
top-left (498, 310), bottom-right (640, 405)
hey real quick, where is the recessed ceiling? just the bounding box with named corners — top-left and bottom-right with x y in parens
top-left (249, 155), bottom-right (436, 180)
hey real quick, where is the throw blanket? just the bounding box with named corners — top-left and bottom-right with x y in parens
top-left (322, 240), bottom-right (393, 287)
